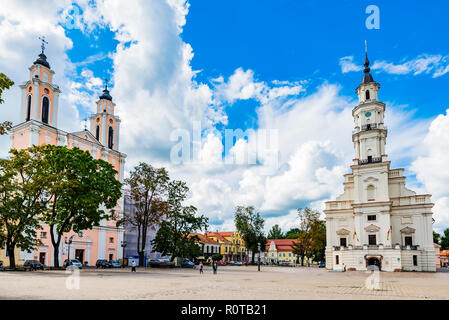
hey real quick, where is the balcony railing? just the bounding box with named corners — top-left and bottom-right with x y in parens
top-left (358, 157), bottom-right (382, 165)
top-left (352, 124), bottom-right (388, 135)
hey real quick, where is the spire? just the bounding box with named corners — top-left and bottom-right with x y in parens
top-left (33, 36), bottom-right (50, 69)
top-left (99, 78), bottom-right (112, 101)
top-left (362, 40), bottom-right (374, 84)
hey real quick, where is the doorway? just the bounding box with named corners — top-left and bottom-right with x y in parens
top-left (39, 252), bottom-right (46, 265)
top-left (109, 253), bottom-right (114, 261)
top-left (367, 257), bottom-right (381, 271)
top-left (75, 249), bottom-right (84, 263)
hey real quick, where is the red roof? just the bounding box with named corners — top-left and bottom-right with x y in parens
top-left (189, 233), bottom-right (220, 245)
top-left (266, 239), bottom-right (298, 252)
top-left (207, 232), bottom-right (232, 243)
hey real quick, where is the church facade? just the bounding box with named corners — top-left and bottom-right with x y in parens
top-left (10, 45), bottom-right (126, 266)
top-left (324, 52), bottom-right (436, 272)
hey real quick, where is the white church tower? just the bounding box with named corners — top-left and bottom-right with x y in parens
top-left (324, 49), bottom-right (436, 272)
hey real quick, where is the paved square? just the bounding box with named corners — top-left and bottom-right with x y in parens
top-left (1, 266), bottom-right (448, 300)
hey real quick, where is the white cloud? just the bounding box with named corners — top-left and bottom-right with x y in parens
top-left (341, 54), bottom-right (449, 78)
top-left (411, 109), bottom-right (449, 231)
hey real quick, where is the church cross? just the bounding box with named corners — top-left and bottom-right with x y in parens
top-left (39, 36), bottom-right (48, 54)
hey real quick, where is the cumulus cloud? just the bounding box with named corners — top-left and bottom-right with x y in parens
top-left (411, 109), bottom-right (449, 231)
top-left (340, 54), bottom-right (449, 78)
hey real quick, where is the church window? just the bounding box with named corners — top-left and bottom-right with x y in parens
top-left (26, 95), bottom-right (31, 121)
top-left (405, 236), bottom-right (413, 247)
top-left (44, 88), bottom-right (49, 94)
top-left (108, 126), bottom-right (114, 149)
top-left (109, 237), bottom-right (114, 243)
top-left (368, 234), bottom-right (377, 245)
top-left (42, 72), bottom-right (48, 83)
top-left (340, 238), bottom-right (347, 247)
top-left (365, 90), bottom-right (370, 100)
top-left (42, 96), bottom-right (49, 124)
top-left (413, 255), bottom-right (418, 266)
top-left (28, 86), bottom-right (32, 92)
top-left (367, 215), bottom-right (376, 221)
top-left (335, 255), bottom-right (339, 265)
top-left (96, 125), bottom-right (100, 140)
top-left (367, 185), bottom-right (375, 201)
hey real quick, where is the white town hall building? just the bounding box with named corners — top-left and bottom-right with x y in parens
top-left (324, 52), bottom-right (436, 272)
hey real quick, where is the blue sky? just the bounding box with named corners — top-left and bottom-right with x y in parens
top-left (1, 0), bottom-right (449, 232)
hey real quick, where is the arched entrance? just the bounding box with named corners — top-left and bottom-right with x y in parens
top-left (366, 256), bottom-right (382, 271)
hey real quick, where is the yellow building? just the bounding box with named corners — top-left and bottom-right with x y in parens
top-left (207, 231), bottom-right (247, 262)
top-left (0, 248), bottom-right (22, 268)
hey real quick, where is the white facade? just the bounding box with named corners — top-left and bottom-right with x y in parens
top-left (324, 54), bottom-right (436, 272)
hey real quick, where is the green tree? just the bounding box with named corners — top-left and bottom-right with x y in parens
top-left (212, 253), bottom-right (223, 261)
top-left (0, 73), bottom-right (14, 135)
top-left (151, 180), bottom-right (208, 261)
top-left (39, 145), bottom-right (122, 268)
top-left (267, 224), bottom-right (284, 239)
top-left (441, 229), bottom-right (449, 250)
top-left (433, 231), bottom-right (441, 245)
top-left (0, 147), bottom-right (50, 267)
top-left (118, 163), bottom-right (169, 266)
top-left (291, 208), bottom-right (324, 266)
top-left (234, 206), bottom-right (266, 264)
top-left (285, 228), bottom-right (300, 239)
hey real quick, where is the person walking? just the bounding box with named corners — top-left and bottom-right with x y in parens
top-left (199, 262), bottom-right (204, 274)
top-left (131, 260), bottom-right (137, 272)
top-left (213, 262), bottom-right (217, 274)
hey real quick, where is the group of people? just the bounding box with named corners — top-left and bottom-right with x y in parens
top-left (199, 262), bottom-right (218, 274)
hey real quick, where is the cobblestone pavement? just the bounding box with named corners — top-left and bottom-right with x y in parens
top-left (1, 266), bottom-right (448, 299)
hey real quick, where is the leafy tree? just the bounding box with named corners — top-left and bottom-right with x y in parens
top-left (291, 208), bottom-right (324, 265)
top-left (118, 163), bottom-right (169, 266)
top-left (151, 180), bottom-right (208, 261)
top-left (0, 73), bottom-right (14, 135)
top-left (285, 228), bottom-right (300, 239)
top-left (39, 145), bottom-right (122, 267)
top-left (433, 231), bottom-right (441, 245)
top-left (0, 147), bottom-right (51, 267)
top-left (441, 229), bottom-right (449, 250)
top-left (234, 206), bottom-right (266, 264)
top-left (267, 224), bottom-right (284, 239)
top-left (309, 219), bottom-right (326, 263)
top-left (212, 253), bottom-right (223, 261)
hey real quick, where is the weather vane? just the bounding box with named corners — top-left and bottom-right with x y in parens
top-left (38, 36), bottom-right (48, 54)
top-left (365, 39), bottom-right (368, 53)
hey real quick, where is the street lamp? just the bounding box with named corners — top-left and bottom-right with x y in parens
top-left (65, 235), bottom-right (74, 261)
top-left (121, 240), bottom-right (128, 267)
top-left (257, 242), bottom-right (261, 272)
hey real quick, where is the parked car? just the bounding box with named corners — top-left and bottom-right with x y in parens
top-left (318, 262), bottom-right (326, 268)
top-left (63, 259), bottom-right (83, 269)
top-left (110, 260), bottom-right (121, 268)
top-left (23, 260), bottom-right (44, 271)
top-left (232, 261), bottom-right (243, 266)
top-left (216, 261), bottom-right (227, 266)
top-left (96, 259), bottom-right (112, 269)
top-left (148, 258), bottom-right (175, 268)
top-left (181, 259), bottom-right (195, 268)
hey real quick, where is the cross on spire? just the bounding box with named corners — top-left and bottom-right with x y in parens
top-left (38, 36), bottom-right (48, 54)
top-left (104, 78), bottom-right (109, 90)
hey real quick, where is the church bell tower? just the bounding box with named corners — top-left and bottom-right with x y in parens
top-left (89, 80), bottom-right (121, 151)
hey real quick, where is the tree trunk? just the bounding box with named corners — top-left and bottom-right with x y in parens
top-left (251, 251), bottom-right (255, 264)
top-left (7, 244), bottom-right (16, 269)
top-left (138, 251), bottom-right (144, 267)
top-left (50, 225), bottom-right (60, 268)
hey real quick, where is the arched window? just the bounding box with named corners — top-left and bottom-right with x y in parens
top-left (41, 96), bottom-right (49, 124)
top-left (108, 126), bottom-right (114, 149)
top-left (26, 95), bottom-right (32, 121)
top-left (365, 90), bottom-right (370, 100)
top-left (96, 125), bottom-right (100, 140)
top-left (367, 185), bottom-right (375, 201)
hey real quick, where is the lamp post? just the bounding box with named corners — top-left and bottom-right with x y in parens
top-left (257, 242), bottom-right (261, 272)
top-left (65, 235), bottom-right (74, 261)
top-left (121, 240), bottom-right (127, 267)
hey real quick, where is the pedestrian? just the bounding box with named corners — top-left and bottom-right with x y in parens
top-left (199, 262), bottom-right (204, 274)
top-left (213, 262), bottom-right (217, 274)
top-left (131, 260), bottom-right (136, 272)
top-left (343, 263), bottom-right (346, 272)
